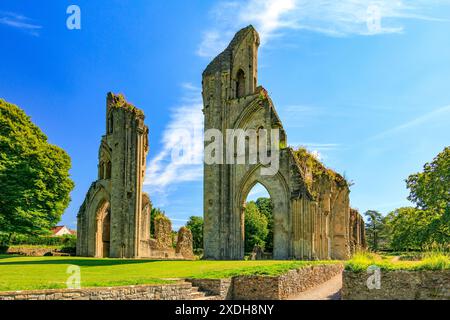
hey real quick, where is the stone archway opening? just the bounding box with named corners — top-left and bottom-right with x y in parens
top-left (95, 201), bottom-right (111, 258)
top-left (243, 182), bottom-right (274, 259)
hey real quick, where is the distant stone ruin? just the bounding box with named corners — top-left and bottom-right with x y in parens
top-left (76, 93), bottom-right (193, 259)
top-left (349, 208), bottom-right (366, 254)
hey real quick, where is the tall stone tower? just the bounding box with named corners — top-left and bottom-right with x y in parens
top-left (77, 93), bottom-right (150, 258)
top-left (202, 26), bottom-right (264, 260)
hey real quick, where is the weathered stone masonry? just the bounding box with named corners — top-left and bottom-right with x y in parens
top-left (342, 270), bottom-right (450, 300)
top-left (202, 25), bottom-right (365, 260)
top-left (76, 93), bottom-right (193, 259)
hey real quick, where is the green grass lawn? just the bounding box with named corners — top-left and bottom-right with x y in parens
top-left (0, 255), bottom-right (339, 291)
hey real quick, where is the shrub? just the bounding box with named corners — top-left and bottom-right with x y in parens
top-left (8, 234), bottom-right (76, 247)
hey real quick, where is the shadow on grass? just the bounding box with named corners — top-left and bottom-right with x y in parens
top-left (0, 257), bottom-right (181, 267)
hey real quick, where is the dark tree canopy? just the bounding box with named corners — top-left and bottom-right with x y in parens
top-left (0, 99), bottom-right (74, 238)
top-left (364, 210), bottom-right (385, 251)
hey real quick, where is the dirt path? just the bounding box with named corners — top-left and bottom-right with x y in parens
top-left (287, 273), bottom-right (342, 300)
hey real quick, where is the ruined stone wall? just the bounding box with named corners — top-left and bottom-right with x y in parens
top-left (349, 208), bottom-right (366, 254)
top-left (202, 26), bottom-right (263, 260)
top-left (187, 279), bottom-right (233, 300)
top-left (77, 93), bottom-right (149, 258)
top-left (176, 227), bottom-right (194, 259)
top-left (342, 270), bottom-right (450, 300)
top-left (153, 215), bottom-right (173, 250)
top-left (202, 25), bottom-right (358, 261)
top-left (76, 93), bottom-right (193, 260)
top-left (139, 215), bottom-right (194, 259)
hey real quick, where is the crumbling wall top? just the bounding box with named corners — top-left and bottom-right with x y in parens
top-left (106, 92), bottom-right (144, 117)
top-left (202, 25), bottom-right (260, 77)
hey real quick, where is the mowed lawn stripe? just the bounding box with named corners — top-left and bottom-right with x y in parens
top-left (0, 255), bottom-right (339, 291)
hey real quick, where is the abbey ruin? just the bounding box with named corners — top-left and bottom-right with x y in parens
top-left (76, 93), bottom-right (193, 259)
top-left (202, 26), bottom-right (365, 260)
top-left (76, 26), bottom-right (364, 261)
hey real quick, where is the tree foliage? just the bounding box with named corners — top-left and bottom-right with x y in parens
top-left (255, 197), bottom-right (273, 251)
top-left (364, 210), bottom-right (387, 251)
top-left (405, 147), bottom-right (450, 247)
top-left (368, 147), bottom-right (450, 252)
top-left (406, 147), bottom-right (449, 213)
top-left (385, 207), bottom-right (440, 251)
top-left (244, 201), bottom-right (268, 252)
top-left (186, 216), bottom-right (203, 250)
top-left (0, 99), bottom-right (74, 239)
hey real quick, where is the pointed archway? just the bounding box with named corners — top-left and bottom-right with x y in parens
top-left (95, 201), bottom-right (111, 258)
top-left (236, 165), bottom-right (290, 260)
top-left (243, 183), bottom-right (274, 258)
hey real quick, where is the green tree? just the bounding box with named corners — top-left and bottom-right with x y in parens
top-left (0, 99), bottom-right (74, 241)
top-left (364, 210), bottom-right (385, 251)
top-left (186, 216), bottom-right (203, 250)
top-left (406, 146), bottom-right (450, 246)
top-left (385, 207), bottom-right (436, 251)
top-left (406, 147), bottom-right (449, 213)
top-left (255, 197), bottom-right (273, 252)
top-left (244, 201), bottom-right (269, 252)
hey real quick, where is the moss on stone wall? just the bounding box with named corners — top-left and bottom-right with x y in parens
top-left (293, 147), bottom-right (349, 190)
top-left (107, 92), bottom-right (144, 116)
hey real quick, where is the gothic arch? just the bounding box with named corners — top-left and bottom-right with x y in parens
top-left (85, 184), bottom-right (111, 257)
top-left (99, 140), bottom-right (112, 180)
top-left (95, 200), bottom-right (111, 258)
top-left (233, 96), bottom-right (264, 130)
top-left (235, 164), bottom-right (290, 259)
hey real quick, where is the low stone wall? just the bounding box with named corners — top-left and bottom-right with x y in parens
top-left (233, 276), bottom-right (280, 300)
top-left (188, 264), bottom-right (343, 300)
top-left (6, 246), bottom-right (72, 257)
top-left (187, 278), bottom-right (232, 299)
top-left (278, 264), bottom-right (343, 299)
top-left (0, 283), bottom-right (194, 301)
top-left (233, 264), bottom-right (343, 300)
top-left (342, 270), bottom-right (450, 300)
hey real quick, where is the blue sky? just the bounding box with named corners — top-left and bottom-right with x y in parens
top-left (1, 1), bottom-right (450, 230)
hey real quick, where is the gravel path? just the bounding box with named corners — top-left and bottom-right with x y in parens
top-left (287, 273), bottom-right (343, 300)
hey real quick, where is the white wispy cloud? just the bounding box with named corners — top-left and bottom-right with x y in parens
top-left (198, 0), bottom-right (448, 58)
top-left (369, 105), bottom-right (450, 140)
top-left (0, 11), bottom-right (42, 36)
top-left (144, 83), bottom-right (204, 196)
